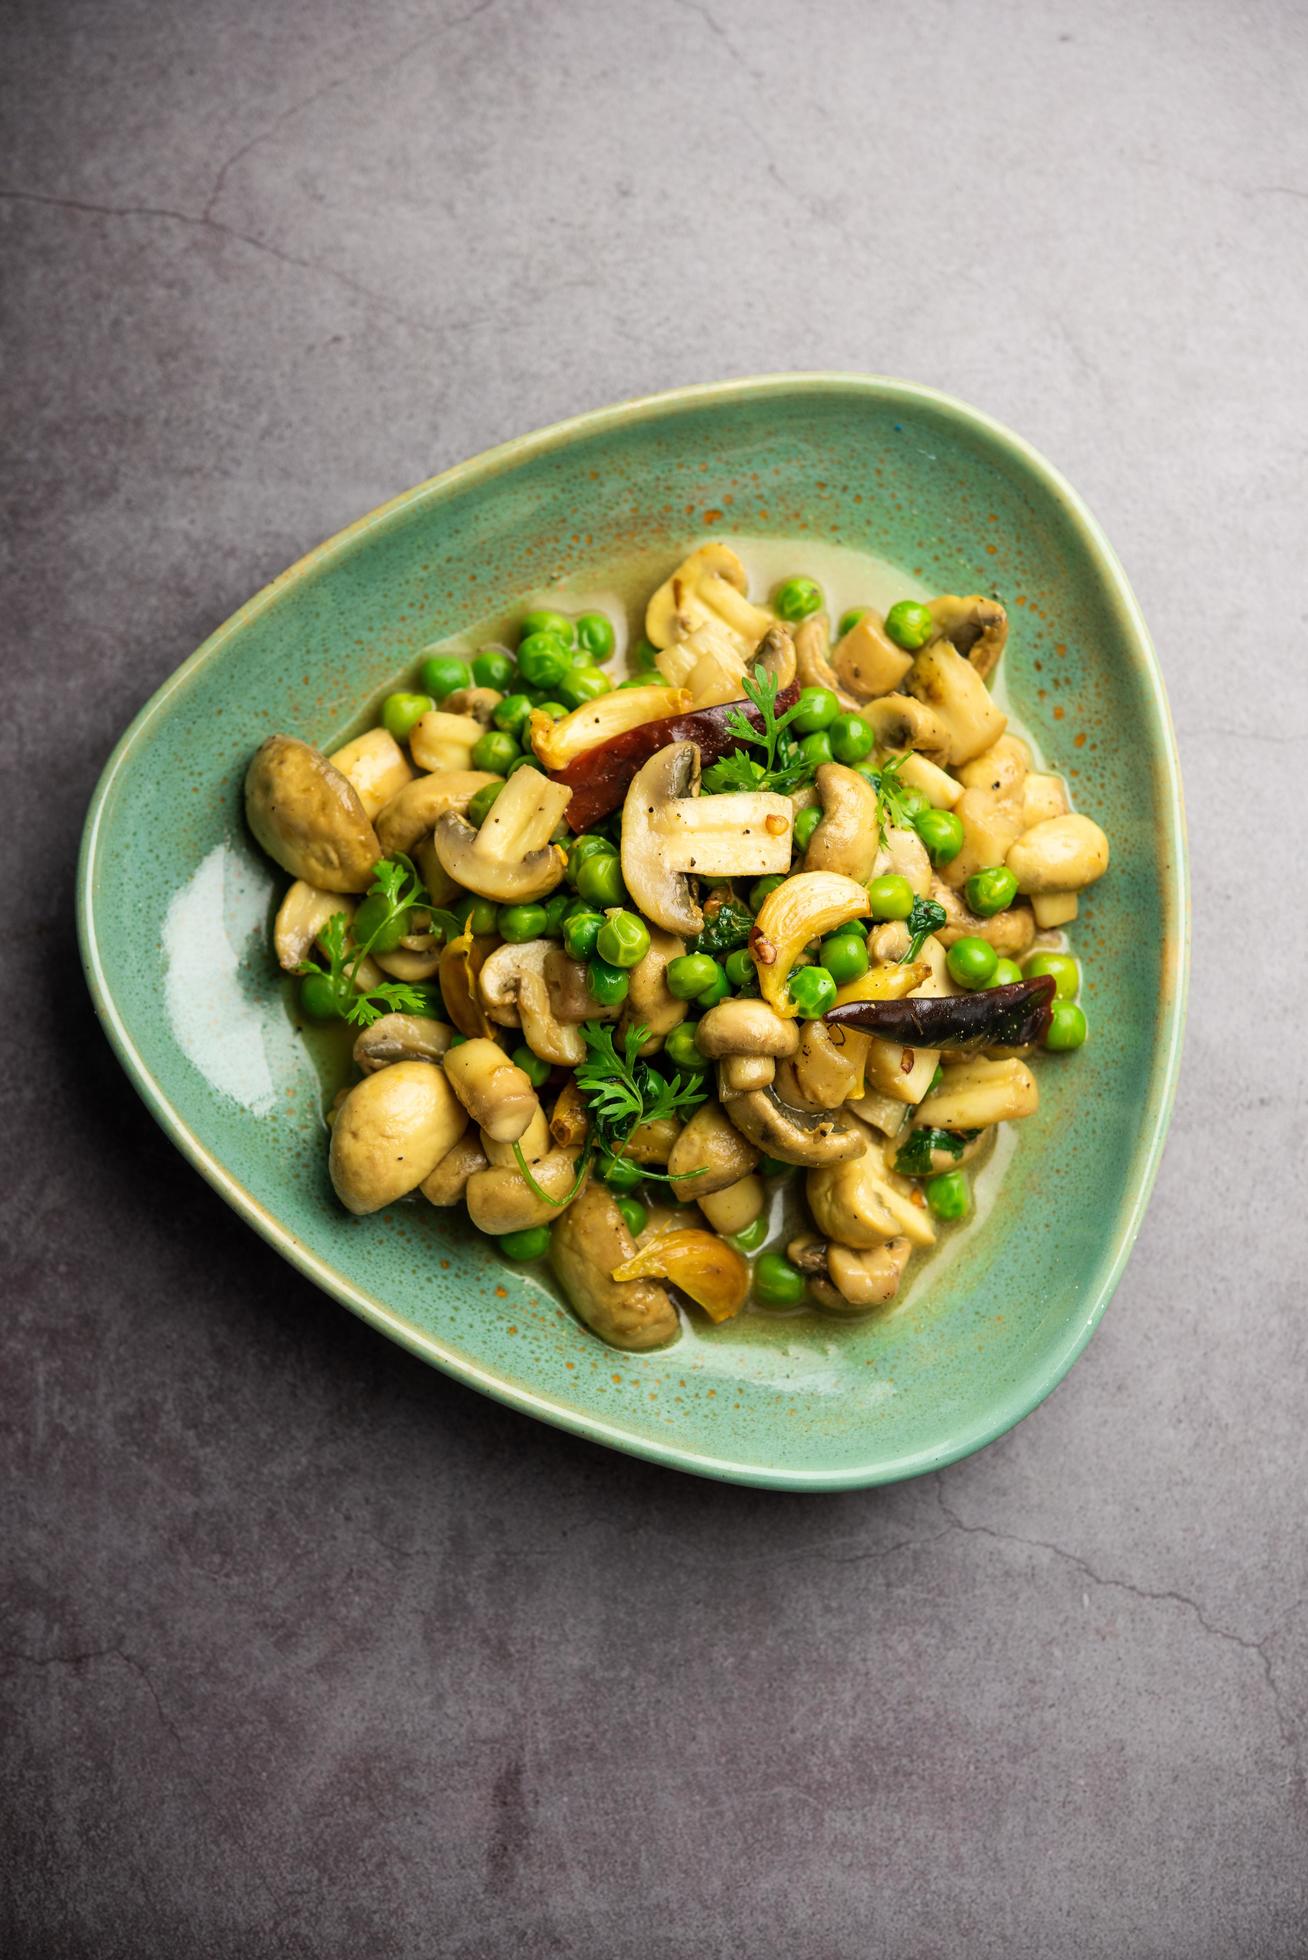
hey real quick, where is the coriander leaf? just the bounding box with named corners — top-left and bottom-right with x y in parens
top-left (903, 895), bottom-right (948, 963)
top-left (702, 662), bottom-right (813, 798)
top-left (893, 1127), bottom-right (969, 1178)
top-left (574, 1020), bottom-right (707, 1162)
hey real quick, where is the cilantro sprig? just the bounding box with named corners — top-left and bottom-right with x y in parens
top-left (869, 753), bottom-right (921, 844)
top-left (298, 853), bottom-right (447, 1028)
top-left (702, 663), bottom-right (809, 796)
top-left (574, 1022), bottom-right (708, 1180)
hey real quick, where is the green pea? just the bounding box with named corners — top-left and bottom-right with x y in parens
top-left (730, 1216), bottom-right (769, 1253)
top-left (749, 874), bottom-right (786, 913)
top-left (541, 892), bottom-right (571, 938)
top-left (575, 853), bottom-right (626, 909)
top-left (966, 865), bottom-right (1019, 918)
top-left (299, 972), bottom-right (345, 1021)
top-left (575, 612), bottom-right (616, 661)
top-left (696, 966), bottom-right (730, 1008)
top-left (512, 1045), bottom-right (550, 1088)
top-left (557, 665), bottom-right (610, 710)
top-left (1045, 1000), bottom-right (1088, 1051)
top-left (418, 653), bottom-right (472, 700)
top-left (914, 807), bottom-right (965, 865)
top-left (500, 1224), bottom-right (551, 1260)
top-left (828, 713), bottom-right (874, 765)
top-left (1024, 952), bottom-right (1080, 999)
top-left (947, 936), bottom-right (999, 989)
top-left (792, 803), bottom-right (822, 853)
top-left (666, 953), bottom-right (719, 1000)
top-left (467, 781), bottom-right (505, 828)
top-left (757, 1156), bottom-right (789, 1178)
top-left (630, 636), bottom-right (660, 670)
top-left (926, 1170), bottom-right (970, 1221)
top-left (723, 948), bottom-right (757, 990)
top-left (896, 784), bottom-right (931, 823)
top-left (819, 931), bottom-right (869, 985)
top-left (516, 633), bottom-right (570, 689)
top-left (791, 685), bottom-right (840, 734)
top-left (867, 873), bottom-right (915, 921)
top-left (567, 833), bottom-right (614, 884)
top-left (472, 730), bottom-right (520, 774)
top-left (787, 965), bottom-right (837, 1019)
top-left (599, 1150), bottom-right (642, 1192)
top-left (563, 910), bottom-right (603, 960)
top-left (464, 897), bottom-right (499, 935)
top-left (380, 691), bottom-right (434, 742)
top-left (471, 647), bottom-right (514, 690)
top-left (798, 731), bottom-right (833, 768)
top-left (617, 1195), bottom-right (648, 1238)
top-left (773, 576), bottom-right (823, 622)
top-left (519, 608), bottom-right (575, 646)
top-left (587, 956), bottom-right (630, 1007)
top-left (353, 891), bottom-right (410, 953)
top-left (496, 902), bottom-right (548, 943)
top-left (837, 607), bottom-right (867, 639)
top-left (662, 1023), bottom-right (707, 1073)
top-left (535, 700), bottom-right (567, 721)
top-left (617, 675), bottom-right (655, 689)
top-left (988, 958), bottom-right (1024, 988)
top-left (883, 600), bottom-right (935, 651)
top-left (753, 1250), bottom-right (807, 1307)
top-left (493, 692), bottom-right (535, 738)
top-left (508, 754), bottom-right (544, 775)
top-left (596, 909), bottom-right (651, 969)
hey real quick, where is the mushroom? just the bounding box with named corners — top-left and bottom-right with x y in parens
top-left (327, 727), bottom-right (415, 819)
top-left (931, 876), bottom-right (1036, 958)
top-left (479, 939), bottom-right (587, 1066)
top-left (721, 1085), bottom-right (865, 1167)
top-left (432, 766), bottom-right (571, 903)
top-left (806, 1151), bottom-right (936, 1250)
top-left (666, 1100), bottom-right (759, 1196)
top-left (957, 734), bottom-right (1030, 798)
top-left (791, 1020), bottom-right (861, 1108)
top-left (905, 641), bottom-right (1007, 766)
top-left (861, 694), bottom-right (951, 765)
top-left (871, 823), bottom-right (933, 897)
top-left (914, 1056), bottom-right (1038, 1129)
top-left (409, 710), bottom-right (484, 773)
top-left (718, 1054), bottom-right (776, 1094)
top-left (543, 944), bottom-right (620, 1025)
top-left (928, 594), bottom-right (1008, 682)
top-left (698, 1173), bottom-right (765, 1238)
top-left (833, 612), bottom-right (914, 699)
top-left (372, 940), bottom-right (443, 982)
top-left (271, 881), bottom-right (381, 994)
top-left (793, 614), bottom-right (860, 710)
top-left (619, 926), bottom-right (688, 1056)
top-left (1006, 814), bottom-right (1110, 894)
top-left (826, 1239), bottom-right (913, 1310)
top-left (550, 1184), bottom-right (679, 1350)
top-left (245, 735), bottom-right (381, 893)
top-left (754, 622), bottom-right (798, 688)
top-left (466, 1145), bottom-right (588, 1237)
top-left (440, 686), bottom-right (502, 726)
top-left (655, 620), bottom-right (750, 705)
top-left (624, 1118), bottom-right (684, 1166)
top-left (695, 997), bottom-right (800, 1062)
top-left (895, 751), bottom-right (963, 811)
top-left (620, 742), bottom-right (792, 937)
top-left (443, 1037), bottom-right (540, 1143)
top-left (528, 685), bottom-right (692, 771)
top-left (480, 1106), bottom-right (551, 1167)
top-left (803, 764), bottom-right (882, 883)
top-left (437, 926), bottom-right (497, 1039)
top-left (375, 769), bottom-right (499, 857)
top-left (645, 543), bottom-right (773, 653)
top-left (936, 786), bottom-right (1024, 892)
top-left (329, 1061), bottom-right (468, 1215)
top-left (412, 835), bottom-right (463, 911)
top-left (352, 1013), bottom-right (454, 1072)
top-left (1021, 772), bottom-right (1070, 830)
top-left (1031, 892), bottom-right (1079, 929)
top-left (549, 1081), bottom-right (590, 1152)
top-left (420, 1132), bottom-right (490, 1206)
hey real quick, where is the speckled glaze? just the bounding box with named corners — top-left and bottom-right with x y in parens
top-left (76, 375), bottom-right (1187, 1489)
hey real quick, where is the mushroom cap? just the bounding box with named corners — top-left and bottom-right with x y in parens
top-left (860, 694), bottom-right (951, 766)
top-left (420, 1132), bottom-right (489, 1206)
top-left (645, 542), bottom-right (753, 649)
top-left (329, 1061), bottom-right (468, 1215)
top-left (666, 1099), bottom-right (758, 1196)
top-left (479, 939), bottom-right (588, 1065)
top-left (1005, 814), bottom-right (1110, 895)
top-left (465, 1147), bottom-right (588, 1236)
top-left (928, 593), bottom-right (1008, 682)
top-left (352, 1013), bottom-right (454, 1073)
top-left (245, 735), bottom-right (381, 893)
top-left (432, 767), bottom-right (570, 904)
top-left (695, 999), bottom-right (800, 1060)
top-left (620, 741), bottom-right (703, 937)
top-left (443, 1037), bottom-right (539, 1143)
top-left (273, 879), bottom-right (351, 972)
top-left (723, 1085), bottom-right (866, 1167)
top-left (549, 1184), bottom-right (679, 1351)
top-left (804, 764), bottom-right (882, 883)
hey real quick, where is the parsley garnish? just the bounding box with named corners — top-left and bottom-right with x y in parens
top-left (893, 1127), bottom-right (976, 1177)
top-left (573, 1022), bottom-right (708, 1180)
top-left (298, 853), bottom-right (440, 1028)
top-left (702, 663), bottom-right (810, 796)
top-left (869, 753), bottom-right (921, 844)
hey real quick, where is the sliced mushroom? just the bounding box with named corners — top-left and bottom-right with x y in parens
top-left (723, 1086), bottom-right (865, 1167)
top-left (698, 1173), bottom-right (765, 1237)
top-left (352, 1013), bottom-right (454, 1072)
top-left (328, 727), bottom-right (415, 819)
top-left (914, 1056), bottom-right (1038, 1129)
top-left (666, 1099), bottom-right (759, 1197)
top-left (245, 736), bottom-right (381, 893)
top-left (612, 1228), bottom-right (749, 1324)
top-left (550, 1184), bottom-right (679, 1351)
top-left (619, 926), bottom-right (688, 1056)
top-left (861, 694), bottom-right (951, 765)
top-left (645, 543), bottom-right (773, 653)
top-left (906, 641), bottom-right (1006, 766)
top-left (624, 1118), bottom-right (684, 1166)
top-left (655, 619), bottom-right (749, 704)
top-left (375, 769), bottom-right (499, 857)
top-left (420, 1132), bottom-right (490, 1206)
top-left (620, 739), bottom-right (792, 920)
top-left (753, 622), bottom-right (797, 689)
top-left (791, 1020), bottom-right (861, 1109)
top-left (896, 751), bottom-right (963, 810)
top-left (804, 764), bottom-right (882, 882)
top-left (479, 939), bottom-right (586, 1066)
top-left (806, 1151), bottom-right (935, 1250)
top-left (1031, 891), bottom-right (1079, 929)
top-left (937, 786), bottom-right (1024, 892)
top-left (466, 1145), bottom-right (588, 1236)
top-left (870, 823), bottom-right (933, 897)
top-left (833, 613), bottom-right (914, 699)
top-left (695, 999), bottom-right (800, 1060)
top-left (956, 733), bottom-right (1029, 798)
top-left (440, 686), bottom-right (502, 726)
top-left (543, 944), bottom-right (620, 1025)
top-left (437, 927), bottom-right (496, 1038)
top-left (931, 876), bottom-right (1036, 958)
top-left (329, 1061), bottom-right (468, 1215)
top-left (412, 835), bottom-right (462, 910)
top-left (433, 766), bottom-right (571, 903)
top-left (1006, 814), bottom-right (1110, 894)
top-left (443, 1037), bottom-right (540, 1143)
top-left (409, 710), bottom-right (484, 773)
top-left (793, 614), bottom-right (860, 711)
top-left (928, 594), bottom-right (1008, 682)
top-left (549, 1081), bottom-right (590, 1151)
top-left (371, 942), bottom-right (443, 981)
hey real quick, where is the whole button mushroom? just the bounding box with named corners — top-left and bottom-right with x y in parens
top-left (443, 1038), bottom-right (540, 1143)
top-left (1005, 814), bottom-right (1110, 895)
top-left (549, 1184), bottom-right (679, 1351)
top-left (245, 735), bottom-right (381, 893)
top-left (329, 1062), bottom-right (468, 1215)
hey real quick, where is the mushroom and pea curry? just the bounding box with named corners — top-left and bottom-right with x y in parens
top-left (245, 543), bottom-right (1108, 1351)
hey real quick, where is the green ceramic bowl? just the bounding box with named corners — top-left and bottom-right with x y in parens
top-left (77, 375), bottom-right (1187, 1489)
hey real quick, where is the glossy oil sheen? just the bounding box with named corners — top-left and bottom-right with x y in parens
top-left (77, 376), bottom-right (1188, 1489)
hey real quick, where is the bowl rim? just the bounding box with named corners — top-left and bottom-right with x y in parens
top-left (77, 372), bottom-right (1190, 1490)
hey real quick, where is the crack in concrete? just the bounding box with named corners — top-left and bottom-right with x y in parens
top-left (934, 1488), bottom-right (1305, 1807)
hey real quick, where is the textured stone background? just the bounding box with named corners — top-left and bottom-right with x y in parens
top-left (3, 2), bottom-right (1306, 1955)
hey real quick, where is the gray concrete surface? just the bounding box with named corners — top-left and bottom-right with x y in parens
top-left (3, 1), bottom-right (1306, 1954)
